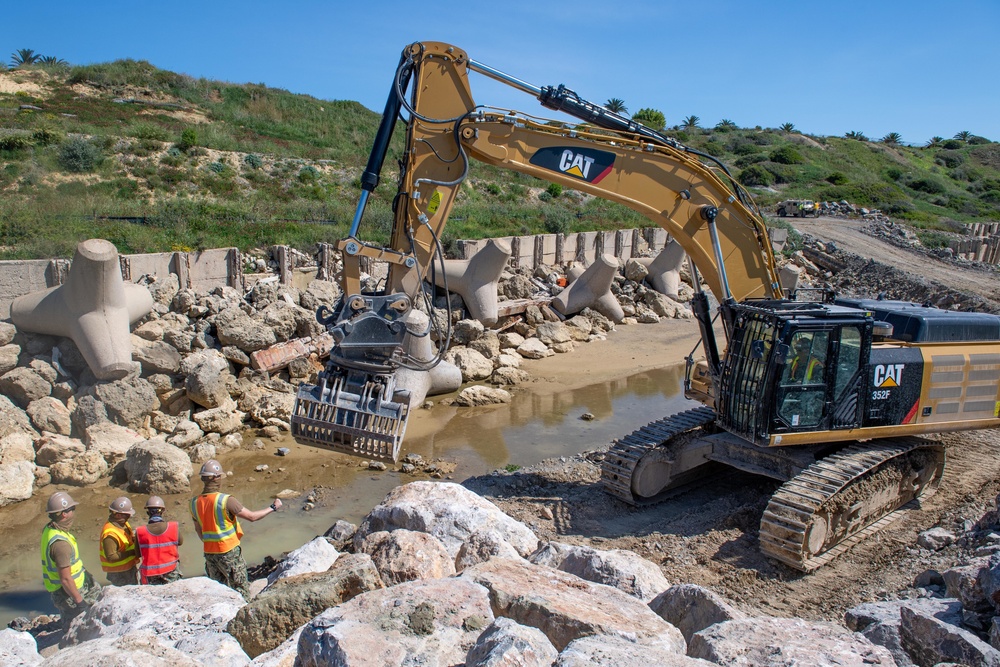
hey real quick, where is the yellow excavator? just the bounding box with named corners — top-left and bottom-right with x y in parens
top-left (290, 41), bottom-right (1000, 571)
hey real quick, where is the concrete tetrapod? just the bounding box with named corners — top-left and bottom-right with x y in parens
top-left (552, 254), bottom-right (625, 323)
top-left (395, 309), bottom-right (463, 406)
top-left (432, 238), bottom-right (511, 327)
top-left (635, 239), bottom-right (686, 298)
top-left (10, 239), bottom-right (153, 380)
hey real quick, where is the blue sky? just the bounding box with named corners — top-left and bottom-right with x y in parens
top-left (3, 0), bottom-right (997, 145)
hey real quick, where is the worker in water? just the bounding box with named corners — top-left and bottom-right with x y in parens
top-left (135, 495), bottom-right (183, 585)
top-left (100, 496), bottom-right (140, 586)
top-left (189, 459), bottom-right (282, 599)
top-left (789, 337), bottom-right (824, 382)
top-left (41, 491), bottom-right (101, 627)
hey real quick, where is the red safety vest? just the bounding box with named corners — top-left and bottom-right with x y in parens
top-left (136, 522), bottom-right (180, 584)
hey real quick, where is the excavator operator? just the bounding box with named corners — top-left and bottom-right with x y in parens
top-left (789, 337), bottom-right (825, 383)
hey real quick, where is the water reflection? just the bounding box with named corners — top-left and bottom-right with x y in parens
top-left (0, 364), bottom-right (695, 625)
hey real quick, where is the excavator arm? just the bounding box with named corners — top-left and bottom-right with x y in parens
top-left (291, 40), bottom-right (782, 462)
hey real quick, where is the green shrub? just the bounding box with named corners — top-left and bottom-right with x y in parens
top-left (763, 162), bottom-right (798, 184)
top-left (885, 167), bottom-right (904, 181)
top-left (542, 208), bottom-right (571, 234)
top-left (207, 161), bottom-right (227, 174)
top-left (727, 137), bottom-right (759, 155)
top-left (57, 137), bottom-right (102, 172)
top-left (128, 122), bottom-right (170, 142)
top-left (739, 164), bottom-right (774, 187)
top-left (769, 146), bottom-right (804, 164)
top-left (0, 134), bottom-right (32, 151)
top-left (940, 139), bottom-right (963, 149)
top-left (980, 190), bottom-right (1000, 204)
top-left (243, 153), bottom-right (263, 170)
top-left (908, 177), bottom-right (947, 195)
top-left (178, 128), bottom-right (198, 152)
top-left (545, 182), bottom-right (562, 198)
top-left (969, 136), bottom-right (991, 145)
top-left (298, 165), bottom-right (319, 183)
top-left (702, 139), bottom-right (725, 157)
top-left (735, 153), bottom-right (768, 168)
top-left (485, 182), bottom-right (501, 195)
top-left (935, 150), bottom-right (964, 168)
top-left (826, 172), bottom-right (848, 185)
top-left (916, 230), bottom-right (952, 249)
top-left (31, 126), bottom-right (63, 147)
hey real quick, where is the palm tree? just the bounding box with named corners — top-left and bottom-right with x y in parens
top-left (881, 132), bottom-right (902, 145)
top-left (604, 98), bottom-right (627, 114)
top-left (38, 55), bottom-right (67, 66)
top-left (954, 130), bottom-right (973, 142)
top-left (682, 115), bottom-right (700, 129)
top-left (780, 122), bottom-right (796, 133)
top-left (9, 48), bottom-right (40, 68)
top-left (715, 119), bottom-right (737, 130)
top-left (844, 130), bottom-right (869, 141)
top-left (926, 136), bottom-right (944, 147)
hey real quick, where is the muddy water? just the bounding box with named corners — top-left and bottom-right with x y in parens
top-left (0, 364), bottom-right (695, 624)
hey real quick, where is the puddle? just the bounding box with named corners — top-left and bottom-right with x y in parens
top-left (0, 364), bottom-right (695, 624)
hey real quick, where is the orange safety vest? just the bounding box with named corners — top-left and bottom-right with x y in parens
top-left (136, 521), bottom-right (180, 583)
top-left (100, 521), bottom-right (140, 573)
top-left (189, 492), bottom-right (243, 554)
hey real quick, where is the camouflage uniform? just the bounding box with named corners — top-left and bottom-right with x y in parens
top-left (144, 567), bottom-right (183, 586)
top-left (204, 546), bottom-right (250, 599)
top-left (50, 571), bottom-right (101, 627)
top-left (105, 570), bottom-right (138, 587)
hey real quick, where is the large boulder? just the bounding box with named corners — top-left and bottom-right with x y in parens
top-left (0, 395), bottom-right (37, 440)
top-left (688, 617), bottom-right (896, 666)
top-left (85, 422), bottom-right (146, 467)
top-left (455, 529), bottom-right (524, 572)
top-left (444, 346), bottom-right (494, 382)
top-left (63, 577), bottom-right (248, 667)
top-left (354, 481), bottom-right (538, 558)
top-left (132, 339), bottom-right (182, 375)
top-left (25, 396), bottom-right (72, 436)
top-left (0, 367), bottom-right (51, 408)
top-left (40, 633), bottom-right (201, 667)
top-left (49, 450), bottom-right (108, 486)
top-left (92, 375), bottom-right (158, 429)
top-left (466, 617), bottom-right (558, 667)
top-left (34, 433), bottom-right (85, 467)
top-left (264, 536), bottom-right (341, 587)
top-left (0, 432), bottom-right (34, 465)
top-left (192, 397), bottom-right (246, 435)
top-left (529, 541), bottom-right (670, 602)
top-left (555, 634), bottom-right (714, 666)
top-left (358, 529), bottom-right (456, 585)
top-left (229, 553), bottom-right (384, 658)
top-left (845, 597), bottom-right (963, 667)
top-left (0, 460), bottom-right (36, 506)
top-left (214, 307), bottom-right (277, 352)
top-left (124, 437), bottom-right (193, 494)
top-left (900, 604), bottom-right (1000, 667)
top-left (184, 352), bottom-right (232, 408)
top-left (295, 577), bottom-right (494, 667)
top-left (0, 628), bottom-right (41, 667)
top-left (649, 584), bottom-right (749, 644)
top-left (460, 558), bottom-right (685, 652)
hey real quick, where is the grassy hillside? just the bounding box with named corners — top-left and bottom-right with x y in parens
top-left (0, 60), bottom-right (997, 261)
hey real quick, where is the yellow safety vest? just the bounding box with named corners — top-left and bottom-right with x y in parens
top-left (99, 521), bottom-right (140, 572)
top-left (41, 524), bottom-right (86, 593)
top-left (791, 357), bottom-right (823, 381)
top-left (190, 492), bottom-right (243, 554)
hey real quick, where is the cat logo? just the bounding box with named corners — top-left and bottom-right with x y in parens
top-left (528, 146), bottom-right (615, 184)
top-left (873, 363), bottom-right (904, 388)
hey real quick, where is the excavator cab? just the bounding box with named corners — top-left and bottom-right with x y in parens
top-left (714, 301), bottom-right (872, 446)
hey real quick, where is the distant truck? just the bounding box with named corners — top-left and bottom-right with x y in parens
top-left (776, 199), bottom-right (820, 217)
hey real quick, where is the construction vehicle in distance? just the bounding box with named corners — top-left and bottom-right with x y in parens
top-left (289, 41), bottom-right (1000, 571)
top-left (776, 199), bottom-right (820, 217)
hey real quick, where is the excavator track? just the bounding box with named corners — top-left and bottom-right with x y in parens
top-left (600, 406), bottom-right (717, 505)
top-left (759, 438), bottom-right (946, 572)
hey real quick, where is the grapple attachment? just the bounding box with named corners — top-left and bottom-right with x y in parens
top-left (291, 372), bottom-right (411, 462)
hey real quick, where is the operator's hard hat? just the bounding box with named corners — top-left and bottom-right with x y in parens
top-left (200, 459), bottom-right (224, 478)
top-left (794, 338), bottom-right (811, 350)
top-left (46, 491), bottom-right (77, 514)
top-left (145, 496), bottom-right (166, 510)
top-left (109, 496), bottom-right (135, 515)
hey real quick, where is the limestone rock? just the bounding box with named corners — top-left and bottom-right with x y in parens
top-left (354, 481), bottom-right (538, 558)
top-left (0, 395), bottom-right (37, 440)
top-left (92, 375), bottom-right (158, 429)
top-left (359, 529), bottom-right (456, 585)
top-left (0, 432), bottom-right (35, 464)
top-left (85, 422), bottom-right (146, 467)
top-left (41, 633), bottom-right (201, 667)
top-left (215, 307), bottom-right (277, 352)
top-left (535, 321), bottom-right (571, 346)
top-left (0, 367), bottom-right (51, 408)
top-left (63, 578), bottom-right (247, 666)
top-left (529, 541), bottom-right (669, 603)
top-left (461, 558), bottom-right (685, 652)
top-left (445, 346), bottom-right (494, 382)
top-left (0, 628), bottom-right (41, 667)
top-left (185, 352), bottom-right (232, 408)
top-left (265, 536), bottom-right (340, 587)
top-left (466, 617), bottom-right (558, 667)
top-left (192, 397), bottom-right (246, 435)
top-left (26, 396), bottom-right (72, 436)
top-left (230, 553), bottom-right (383, 658)
top-left (34, 433), bottom-right (85, 467)
top-left (688, 617), bottom-right (896, 666)
top-left (845, 597), bottom-right (963, 667)
top-left (516, 338), bottom-right (553, 360)
top-left (0, 461), bottom-right (35, 507)
top-left (455, 530), bottom-right (524, 572)
top-left (900, 604), bottom-right (1000, 667)
top-left (0, 344), bottom-right (21, 375)
top-left (649, 584), bottom-right (748, 644)
top-left (133, 340), bottom-right (182, 375)
top-left (555, 634), bottom-right (714, 666)
top-left (295, 577), bottom-right (493, 667)
top-left (124, 437), bottom-right (193, 494)
top-left (49, 450), bottom-right (107, 486)
top-left (452, 386), bottom-right (512, 407)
